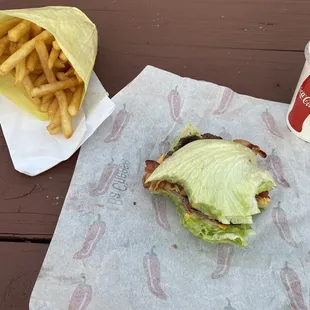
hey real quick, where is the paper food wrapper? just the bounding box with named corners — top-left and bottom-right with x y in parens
top-left (30, 66), bottom-right (310, 310)
top-left (0, 71), bottom-right (115, 176)
top-left (0, 6), bottom-right (97, 120)
top-left (0, 7), bottom-right (115, 176)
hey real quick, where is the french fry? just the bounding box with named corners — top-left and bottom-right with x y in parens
top-left (64, 67), bottom-right (74, 76)
top-left (35, 40), bottom-right (72, 138)
top-left (26, 50), bottom-right (39, 72)
top-left (31, 77), bottom-right (79, 97)
top-left (68, 85), bottom-right (83, 116)
top-left (8, 20), bottom-right (31, 42)
top-left (0, 18), bottom-right (21, 38)
top-left (33, 73), bottom-right (47, 87)
top-left (54, 58), bottom-right (65, 69)
top-left (31, 23), bottom-right (43, 37)
top-left (56, 71), bottom-right (75, 92)
top-left (47, 109), bottom-right (61, 135)
top-left (52, 40), bottom-right (60, 51)
top-left (22, 75), bottom-right (41, 106)
top-left (56, 90), bottom-right (72, 138)
top-left (15, 33), bottom-right (30, 84)
top-left (35, 40), bottom-right (55, 82)
top-left (35, 60), bottom-right (66, 71)
top-left (49, 126), bottom-right (61, 135)
top-left (48, 97), bottom-right (58, 118)
top-left (40, 97), bottom-right (53, 112)
top-left (65, 89), bottom-right (73, 104)
top-left (42, 93), bottom-right (54, 104)
top-left (0, 54), bottom-right (9, 64)
top-left (55, 71), bottom-right (66, 80)
top-left (48, 46), bottom-right (60, 69)
top-left (0, 35), bottom-right (9, 57)
top-left (0, 30), bottom-right (53, 75)
top-left (9, 41), bottom-right (17, 54)
top-left (15, 63), bottom-right (26, 83)
top-left (59, 51), bottom-right (68, 63)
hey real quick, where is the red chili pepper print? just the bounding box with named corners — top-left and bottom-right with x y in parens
top-left (272, 202), bottom-right (297, 248)
top-left (280, 262), bottom-right (307, 310)
top-left (152, 195), bottom-right (171, 232)
top-left (90, 160), bottom-right (118, 196)
top-left (67, 189), bottom-right (79, 201)
top-left (73, 214), bottom-right (106, 259)
top-left (267, 150), bottom-right (290, 188)
top-left (143, 246), bottom-right (167, 300)
top-left (211, 244), bottom-right (234, 279)
top-left (220, 127), bottom-right (232, 140)
top-left (213, 87), bottom-right (234, 115)
top-left (262, 108), bottom-right (284, 138)
top-left (104, 104), bottom-right (130, 143)
top-left (168, 86), bottom-right (182, 123)
top-left (224, 298), bottom-right (237, 310)
top-left (158, 136), bottom-right (170, 155)
top-left (68, 274), bottom-right (92, 310)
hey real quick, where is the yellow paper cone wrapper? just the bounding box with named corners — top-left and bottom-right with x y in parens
top-left (0, 6), bottom-right (98, 120)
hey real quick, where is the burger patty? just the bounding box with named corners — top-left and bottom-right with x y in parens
top-left (164, 133), bottom-right (266, 159)
top-left (165, 134), bottom-right (222, 159)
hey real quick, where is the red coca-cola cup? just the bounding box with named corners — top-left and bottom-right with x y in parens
top-left (287, 42), bottom-right (310, 142)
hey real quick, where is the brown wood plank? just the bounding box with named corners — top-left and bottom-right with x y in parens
top-left (87, 0), bottom-right (310, 51)
top-left (96, 47), bottom-right (303, 103)
top-left (3, 0), bottom-right (310, 51)
top-left (3, 0), bottom-right (307, 101)
top-left (0, 129), bottom-right (77, 239)
top-left (0, 0), bottom-right (307, 238)
top-left (0, 242), bottom-right (48, 310)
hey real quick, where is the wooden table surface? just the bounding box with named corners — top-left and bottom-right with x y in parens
top-left (0, 0), bottom-right (309, 308)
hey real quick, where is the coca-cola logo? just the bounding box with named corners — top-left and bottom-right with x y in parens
top-left (288, 76), bottom-right (310, 133)
top-left (299, 88), bottom-right (310, 107)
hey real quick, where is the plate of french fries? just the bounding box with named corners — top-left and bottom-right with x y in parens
top-left (0, 7), bottom-right (115, 175)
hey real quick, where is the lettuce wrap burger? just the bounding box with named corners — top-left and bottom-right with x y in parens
top-left (143, 125), bottom-right (276, 246)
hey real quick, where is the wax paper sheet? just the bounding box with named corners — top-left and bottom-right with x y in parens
top-left (0, 7), bottom-right (97, 120)
top-left (30, 66), bottom-right (310, 310)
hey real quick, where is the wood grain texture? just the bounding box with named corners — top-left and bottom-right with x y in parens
top-left (0, 242), bottom-right (48, 310)
top-left (0, 127), bottom-right (77, 239)
top-left (0, 0), bottom-right (308, 103)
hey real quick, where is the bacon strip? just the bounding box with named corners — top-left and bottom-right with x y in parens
top-left (233, 139), bottom-right (267, 158)
top-left (255, 190), bottom-right (271, 205)
top-left (145, 160), bottom-right (160, 173)
top-left (165, 134), bottom-right (222, 159)
top-left (143, 160), bottom-right (160, 188)
top-left (256, 191), bottom-right (269, 198)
